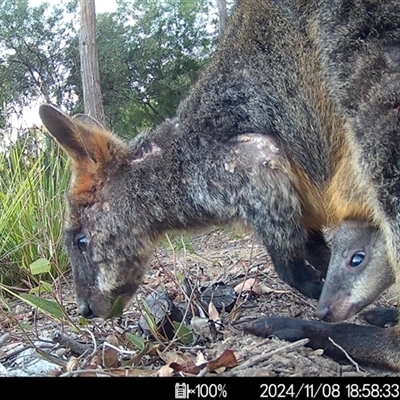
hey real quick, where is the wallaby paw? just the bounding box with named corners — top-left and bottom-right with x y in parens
top-left (296, 277), bottom-right (323, 300)
top-left (363, 307), bottom-right (399, 327)
top-left (244, 316), bottom-right (316, 342)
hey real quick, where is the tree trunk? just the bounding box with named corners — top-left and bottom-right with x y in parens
top-left (79, 0), bottom-right (105, 126)
top-left (216, 0), bottom-right (228, 37)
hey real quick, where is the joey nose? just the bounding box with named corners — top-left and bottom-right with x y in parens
top-left (79, 301), bottom-right (94, 318)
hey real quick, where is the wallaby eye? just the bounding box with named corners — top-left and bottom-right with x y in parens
top-left (76, 235), bottom-right (88, 252)
top-left (350, 251), bottom-right (365, 268)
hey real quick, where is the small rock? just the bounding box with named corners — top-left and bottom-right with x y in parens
top-left (200, 282), bottom-right (236, 312)
top-left (12, 348), bottom-right (61, 376)
top-left (139, 291), bottom-right (183, 339)
top-left (0, 333), bottom-right (10, 347)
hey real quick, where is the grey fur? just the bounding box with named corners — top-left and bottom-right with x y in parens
top-left (40, 0), bottom-right (400, 343)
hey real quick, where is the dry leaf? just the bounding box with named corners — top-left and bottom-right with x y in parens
top-left (208, 349), bottom-right (238, 371)
top-left (15, 305), bottom-right (25, 314)
top-left (234, 278), bottom-right (260, 293)
top-left (191, 316), bottom-right (211, 338)
top-left (195, 351), bottom-right (207, 366)
top-left (170, 361), bottom-right (201, 375)
top-left (106, 334), bottom-right (119, 346)
top-left (222, 330), bottom-right (233, 340)
top-left (89, 354), bottom-right (101, 367)
top-left (66, 356), bottom-right (79, 372)
top-left (227, 264), bottom-right (245, 277)
top-left (169, 349), bottom-right (238, 375)
top-left (47, 369), bottom-right (63, 377)
top-left (78, 368), bottom-right (111, 377)
top-left (208, 301), bottom-right (220, 322)
top-left (257, 283), bottom-right (290, 294)
top-left (159, 364), bottom-right (174, 377)
top-left (103, 347), bottom-right (119, 368)
top-left (147, 343), bottom-right (161, 356)
top-left (157, 349), bottom-right (192, 366)
top-left (55, 348), bottom-right (68, 358)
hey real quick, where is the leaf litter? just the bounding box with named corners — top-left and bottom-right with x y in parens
top-left (1, 229), bottom-right (399, 377)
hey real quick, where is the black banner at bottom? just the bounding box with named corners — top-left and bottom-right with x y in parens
top-left (4, 376), bottom-right (400, 399)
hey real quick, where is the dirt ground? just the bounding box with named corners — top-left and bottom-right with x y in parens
top-left (1, 228), bottom-right (399, 377)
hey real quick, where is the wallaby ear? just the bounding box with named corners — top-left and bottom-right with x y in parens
top-left (39, 104), bottom-right (90, 163)
top-left (39, 104), bottom-right (127, 205)
top-left (40, 104), bottom-right (126, 166)
top-left (73, 113), bottom-right (105, 130)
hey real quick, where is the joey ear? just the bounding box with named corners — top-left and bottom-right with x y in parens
top-left (73, 113), bottom-right (105, 130)
top-left (39, 104), bottom-right (90, 162)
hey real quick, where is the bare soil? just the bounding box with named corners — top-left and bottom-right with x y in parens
top-left (1, 228), bottom-right (398, 377)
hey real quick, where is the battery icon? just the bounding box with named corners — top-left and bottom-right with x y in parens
top-left (175, 383), bottom-right (188, 399)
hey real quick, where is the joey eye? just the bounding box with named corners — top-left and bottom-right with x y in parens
top-left (76, 235), bottom-right (88, 252)
top-left (350, 251), bottom-right (365, 268)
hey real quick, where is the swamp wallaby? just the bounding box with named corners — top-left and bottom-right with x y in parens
top-left (39, 0), bottom-right (400, 370)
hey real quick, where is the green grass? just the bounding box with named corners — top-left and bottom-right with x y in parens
top-left (0, 135), bottom-right (70, 287)
top-left (162, 232), bottom-right (195, 254)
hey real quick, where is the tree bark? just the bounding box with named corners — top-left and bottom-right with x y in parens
top-left (79, 0), bottom-right (105, 126)
top-left (216, 0), bottom-right (228, 37)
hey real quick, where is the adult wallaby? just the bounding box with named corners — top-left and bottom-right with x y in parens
top-left (39, 0), bottom-right (400, 370)
top-left (317, 220), bottom-right (395, 323)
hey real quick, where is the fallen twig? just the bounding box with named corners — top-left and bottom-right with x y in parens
top-left (328, 336), bottom-right (361, 373)
top-left (52, 332), bottom-right (92, 355)
top-left (59, 368), bottom-right (117, 377)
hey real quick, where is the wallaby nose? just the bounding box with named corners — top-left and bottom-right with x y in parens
top-left (316, 305), bottom-right (331, 321)
top-left (79, 301), bottom-right (94, 318)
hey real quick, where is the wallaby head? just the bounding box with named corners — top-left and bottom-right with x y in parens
top-left (39, 102), bottom-right (311, 318)
top-left (316, 220), bottom-right (395, 322)
top-left (39, 104), bottom-right (164, 318)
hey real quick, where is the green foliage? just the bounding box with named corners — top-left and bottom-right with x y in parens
top-left (19, 293), bottom-right (65, 320)
top-left (0, 0), bottom-right (78, 113)
top-left (67, 0), bottom-right (216, 136)
top-left (29, 280), bottom-right (53, 295)
top-left (126, 332), bottom-right (146, 351)
top-left (0, 0), bottom-right (218, 134)
top-left (106, 295), bottom-right (125, 319)
top-left (29, 258), bottom-right (51, 275)
top-left (0, 283), bottom-right (66, 321)
top-left (175, 233), bottom-right (195, 253)
top-left (163, 232), bottom-right (195, 254)
top-left (172, 321), bottom-right (194, 345)
top-left (140, 301), bottom-right (159, 334)
top-left (0, 132), bottom-right (69, 286)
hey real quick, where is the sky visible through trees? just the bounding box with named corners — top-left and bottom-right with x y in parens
top-left (1, 0), bottom-right (233, 137)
